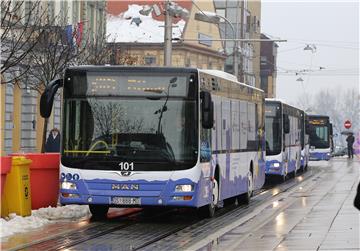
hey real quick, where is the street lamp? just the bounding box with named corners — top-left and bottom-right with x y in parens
top-left (304, 44), bottom-right (316, 53)
top-left (194, 11), bottom-right (239, 79)
top-left (296, 77), bottom-right (304, 82)
top-left (139, 2), bottom-right (188, 67)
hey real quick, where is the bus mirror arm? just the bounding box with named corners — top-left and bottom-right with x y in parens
top-left (40, 78), bottom-right (63, 118)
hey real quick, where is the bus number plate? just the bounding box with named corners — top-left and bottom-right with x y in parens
top-left (111, 197), bottom-right (141, 205)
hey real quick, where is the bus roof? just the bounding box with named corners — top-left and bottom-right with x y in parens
top-left (66, 66), bottom-right (264, 93)
top-left (199, 69), bottom-right (264, 93)
top-left (265, 98), bottom-right (305, 112)
top-left (67, 65), bottom-right (198, 73)
top-left (307, 114), bottom-right (330, 119)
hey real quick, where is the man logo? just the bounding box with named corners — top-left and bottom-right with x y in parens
top-left (120, 171), bottom-right (132, 176)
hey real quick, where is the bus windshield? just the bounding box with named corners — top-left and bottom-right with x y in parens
top-left (309, 125), bottom-right (329, 148)
top-left (61, 71), bottom-right (198, 171)
top-left (265, 103), bottom-right (282, 155)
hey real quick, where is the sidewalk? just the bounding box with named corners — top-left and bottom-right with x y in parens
top-left (209, 158), bottom-right (360, 251)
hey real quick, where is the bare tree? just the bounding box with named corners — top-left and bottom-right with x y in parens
top-left (303, 88), bottom-right (360, 146)
top-left (1, 1), bottom-right (46, 84)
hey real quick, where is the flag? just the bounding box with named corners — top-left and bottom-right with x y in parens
top-left (76, 22), bottom-right (84, 46)
top-left (65, 25), bottom-right (73, 47)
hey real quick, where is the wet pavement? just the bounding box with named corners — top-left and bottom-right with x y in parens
top-left (1, 158), bottom-right (359, 251)
top-left (192, 158), bottom-right (360, 251)
top-left (1, 208), bottom-right (141, 250)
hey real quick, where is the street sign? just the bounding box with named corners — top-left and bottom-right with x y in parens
top-left (344, 120), bottom-right (352, 129)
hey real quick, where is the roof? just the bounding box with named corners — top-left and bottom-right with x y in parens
top-left (106, 4), bottom-right (187, 43)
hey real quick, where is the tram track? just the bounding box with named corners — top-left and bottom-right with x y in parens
top-left (13, 167), bottom-right (320, 251)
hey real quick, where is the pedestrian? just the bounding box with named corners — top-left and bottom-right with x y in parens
top-left (45, 128), bottom-right (60, 152)
top-left (354, 182), bottom-right (360, 210)
top-left (346, 132), bottom-right (355, 158)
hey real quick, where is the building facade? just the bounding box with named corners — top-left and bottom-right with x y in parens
top-left (260, 33), bottom-right (278, 98)
top-left (247, 0), bottom-right (261, 89)
top-left (214, 0), bottom-right (261, 87)
top-left (0, 0), bottom-right (106, 156)
top-left (106, 0), bottom-right (226, 70)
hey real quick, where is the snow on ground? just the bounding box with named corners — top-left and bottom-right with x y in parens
top-left (0, 205), bottom-right (90, 239)
top-left (107, 4), bottom-right (186, 43)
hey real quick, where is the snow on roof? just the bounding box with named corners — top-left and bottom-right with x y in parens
top-left (199, 69), bottom-right (264, 93)
top-left (265, 98), bottom-right (305, 111)
top-left (106, 4), bottom-right (186, 43)
top-left (265, 98), bottom-right (287, 103)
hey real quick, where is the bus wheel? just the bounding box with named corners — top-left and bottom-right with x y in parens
top-left (239, 171), bottom-right (253, 205)
top-left (89, 205), bottom-right (109, 220)
top-left (198, 178), bottom-right (219, 218)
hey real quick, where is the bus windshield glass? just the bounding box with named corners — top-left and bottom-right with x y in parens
top-left (265, 103), bottom-right (282, 155)
top-left (61, 71), bottom-right (198, 171)
top-left (309, 125), bottom-right (329, 148)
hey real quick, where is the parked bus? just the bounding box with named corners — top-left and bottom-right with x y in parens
top-left (307, 115), bottom-right (333, 160)
top-left (40, 66), bottom-right (265, 218)
top-left (264, 99), bottom-right (303, 181)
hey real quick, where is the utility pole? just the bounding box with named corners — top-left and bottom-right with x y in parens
top-left (239, 0), bottom-right (245, 83)
top-left (233, 1), bottom-right (239, 79)
top-left (164, 0), bottom-right (172, 66)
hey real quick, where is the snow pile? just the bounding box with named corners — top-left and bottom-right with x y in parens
top-left (0, 213), bottom-right (49, 238)
top-left (32, 205), bottom-right (90, 220)
top-left (107, 4), bottom-right (186, 43)
top-left (0, 205), bottom-right (90, 239)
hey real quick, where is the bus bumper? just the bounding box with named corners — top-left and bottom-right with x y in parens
top-left (309, 152), bottom-right (331, 161)
top-left (265, 160), bottom-right (283, 176)
top-left (59, 178), bottom-right (210, 208)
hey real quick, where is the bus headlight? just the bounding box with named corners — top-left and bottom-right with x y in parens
top-left (175, 184), bottom-right (193, 192)
top-left (272, 163), bottom-right (280, 168)
top-left (61, 181), bottom-right (77, 190)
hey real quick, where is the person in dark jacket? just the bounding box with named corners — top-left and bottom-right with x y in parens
top-left (346, 133), bottom-right (355, 158)
top-left (45, 128), bottom-right (60, 152)
top-left (354, 182), bottom-right (360, 210)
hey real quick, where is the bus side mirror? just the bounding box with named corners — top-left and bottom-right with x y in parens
top-left (40, 79), bottom-right (63, 118)
top-left (283, 114), bottom-right (290, 134)
top-left (305, 120), bottom-right (311, 134)
top-left (201, 91), bottom-right (214, 129)
top-left (329, 123), bottom-right (333, 136)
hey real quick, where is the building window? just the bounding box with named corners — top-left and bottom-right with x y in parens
top-left (73, 1), bottom-right (79, 23)
top-left (216, 9), bottom-right (225, 21)
top-left (88, 3), bottom-right (95, 33)
top-left (47, 2), bottom-right (55, 22)
top-left (144, 56), bottom-right (156, 65)
top-left (260, 76), bottom-right (268, 93)
top-left (260, 56), bottom-right (267, 65)
top-left (25, 1), bottom-right (33, 24)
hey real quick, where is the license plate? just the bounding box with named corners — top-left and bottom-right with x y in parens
top-left (111, 197), bottom-right (141, 205)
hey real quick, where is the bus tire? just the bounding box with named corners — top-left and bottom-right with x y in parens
top-left (198, 178), bottom-right (219, 218)
top-left (239, 169), bottom-right (253, 205)
top-left (89, 205), bottom-right (109, 220)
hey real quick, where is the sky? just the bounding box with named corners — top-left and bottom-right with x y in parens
top-left (261, 0), bottom-right (359, 105)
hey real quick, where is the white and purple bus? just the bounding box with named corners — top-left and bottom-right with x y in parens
top-left (307, 115), bottom-right (333, 161)
top-left (40, 66), bottom-right (265, 218)
top-left (265, 99), bottom-right (303, 181)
